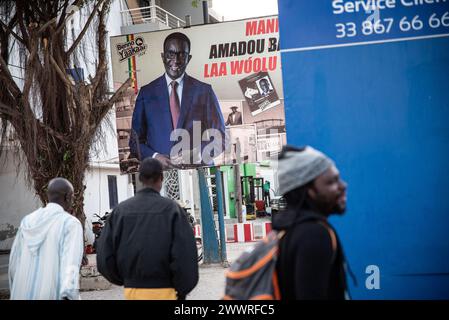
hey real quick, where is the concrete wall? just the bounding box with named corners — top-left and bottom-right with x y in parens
top-left (121, 21), bottom-right (170, 35)
top-left (160, 0), bottom-right (204, 26)
top-left (84, 164), bottom-right (133, 227)
top-left (0, 152), bottom-right (40, 250)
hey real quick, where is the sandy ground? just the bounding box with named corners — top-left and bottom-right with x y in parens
top-left (80, 242), bottom-right (256, 300)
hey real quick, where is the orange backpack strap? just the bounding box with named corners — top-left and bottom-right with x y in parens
top-left (272, 270), bottom-right (281, 300)
top-left (273, 230), bottom-right (285, 300)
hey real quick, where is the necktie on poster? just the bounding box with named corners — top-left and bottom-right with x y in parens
top-left (170, 81), bottom-right (181, 128)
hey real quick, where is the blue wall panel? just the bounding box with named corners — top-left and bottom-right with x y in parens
top-left (278, 1), bottom-right (449, 299)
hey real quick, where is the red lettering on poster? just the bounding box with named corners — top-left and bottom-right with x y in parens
top-left (245, 18), bottom-right (278, 36)
top-left (206, 56), bottom-right (277, 78)
top-left (230, 60), bottom-right (244, 75)
top-left (204, 62), bottom-right (228, 78)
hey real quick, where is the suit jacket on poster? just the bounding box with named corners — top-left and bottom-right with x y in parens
top-left (130, 74), bottom-right (226, 161)
top-left (225, 111), bottom-right (242, 126)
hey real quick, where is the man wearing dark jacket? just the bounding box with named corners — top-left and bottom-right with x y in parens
top-left (96, 158), bottom-right (198, 300)
top-left (273, 145), bottom-right (350, 300)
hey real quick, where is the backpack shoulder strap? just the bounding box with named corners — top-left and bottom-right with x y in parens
top-left (280, 216), bottom-right (338, 259)
top-left (292, 216), bottom-right (338, 253)
top-left (317, 221), bottom-right (338, 262)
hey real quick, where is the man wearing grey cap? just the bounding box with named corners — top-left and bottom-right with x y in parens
top-left (273, 145), bottom-right (349, 300)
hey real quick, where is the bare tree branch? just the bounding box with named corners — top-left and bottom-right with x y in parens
top-left (0, 101), bottom-right (20, 118)
top-left (57, 0), bottom-right (70, 29)
top-left (36, 17), bottom-right (57, 36)
top-left (0, 18), bottom-right (26, 45)
top-left (66, 0), bottom-right (105, 57)
top-left (56, 0), bottom-right (84, 33)
top-left (90, 0), bottom-right (109, 96)
top-left (15, 4), bottom-right (31, 50)
top-left (0, 53), bottom-right (21, 97)
top-left (49, 54), bottom-right (72, 88)
top-left (95, 78), bottom-right (132, 109)
top-left (32, 5), bottom-right (49, 22)
top-left (38, 121), bottom-right (71, 143)
top-left (21, 29), bottom-right (41, 103)
top-left (0, 13), bottom-right (19, 53)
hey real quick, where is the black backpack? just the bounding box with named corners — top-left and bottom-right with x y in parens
top-left (223, 221), bottom-right (337, 300)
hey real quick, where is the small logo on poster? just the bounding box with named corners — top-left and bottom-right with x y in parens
top-left (116, 36), bottom-right (147, 62)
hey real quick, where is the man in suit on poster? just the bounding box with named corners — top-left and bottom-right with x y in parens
top-left (130, 32), bottom-right (226, 168)
top-left (259, 78), bottom-right (273, 97)
top-left (225, 106), bottom-right (243, 126)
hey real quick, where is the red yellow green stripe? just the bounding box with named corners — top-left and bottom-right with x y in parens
top-left (126, 34), bottom-right (138, 94)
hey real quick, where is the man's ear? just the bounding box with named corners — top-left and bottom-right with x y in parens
top-left (161, 52), bottom-right (165, 60)
top-left (307, 186), bottom-right (316, 199)
top-left (187, 54), bottom-right (192, 63)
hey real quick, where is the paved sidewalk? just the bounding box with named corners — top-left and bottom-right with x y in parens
top-left (80, 242), bottom-right (256, 300)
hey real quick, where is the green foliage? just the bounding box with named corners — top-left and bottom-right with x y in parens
top-left (63, 150), bottom-right (70, 163)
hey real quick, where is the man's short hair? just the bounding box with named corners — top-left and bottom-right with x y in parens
top-left (163, 32), bottom-right (191, 52)
top-left (139, 158), bottom-right (163, 183)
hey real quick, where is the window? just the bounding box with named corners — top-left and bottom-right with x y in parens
top-left (108, 175), bottom-right (118, 209)
top-left (131, 173), bottom-right (137, 195)
top-left (70, 19), bottom-right (75, 42)
top-left (138, 0), bottom-right (151, 6)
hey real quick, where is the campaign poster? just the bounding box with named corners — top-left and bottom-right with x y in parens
top-left (110, 15), bottom-right (286, 173)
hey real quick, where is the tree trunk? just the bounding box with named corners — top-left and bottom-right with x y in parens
top-left (0, 0), bottom-right (130, 236)
top-left (27, 138), bottom-right (90, 229)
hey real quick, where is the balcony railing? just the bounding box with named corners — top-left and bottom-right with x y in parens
top-left (120, 5), bottom-right (185, 29)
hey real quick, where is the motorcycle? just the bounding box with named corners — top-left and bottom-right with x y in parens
top-left (91, 212), bottom-right (110, 253)
top-left (178, 200), bottom-right (203, 263)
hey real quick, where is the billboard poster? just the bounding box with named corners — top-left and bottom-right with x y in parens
top-left (110, 15), bottom-right (286, 173)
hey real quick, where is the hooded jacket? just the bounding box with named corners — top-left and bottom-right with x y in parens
top-left (9, 203), bottom-right (84, 300)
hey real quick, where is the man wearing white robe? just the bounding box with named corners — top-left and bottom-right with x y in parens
top-left (8, 178), bottom-right (84, 300)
